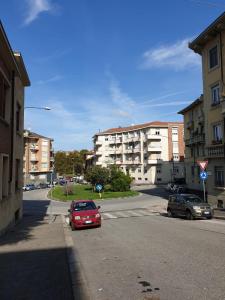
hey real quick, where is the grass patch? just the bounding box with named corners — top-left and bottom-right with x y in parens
top-left (49, 184), bottom-right (139, 201)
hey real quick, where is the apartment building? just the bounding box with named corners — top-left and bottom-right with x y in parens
top-left (93, 121), bottom-right (184, 184)
top-left (186, 12), bottom-right (225, 207)
top-left (24, 130), bottom-right (54, 183)
top-left (0, 22), bottom-right (30, 234)
top-left (178, 95), bottom-right (205, 193)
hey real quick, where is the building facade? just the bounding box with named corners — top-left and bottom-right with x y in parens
top-left (23, 130), bottom-right (54, 184)
top-left (179, 96), bottom-right (205, 194)
top-left (187, 12), bottom-right (225, 207)
top-left (93, 121), bottom-right (184, 184)
top-left (0, 22), bottom-right (30, 234)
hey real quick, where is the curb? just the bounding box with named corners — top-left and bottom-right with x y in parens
top-left (61, 215), bottom-right (91, 300)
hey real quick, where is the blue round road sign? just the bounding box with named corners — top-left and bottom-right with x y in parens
top-left (96, 184), bottom-right (103, 192)
top-left (200, 171), bottom-right (208, 180)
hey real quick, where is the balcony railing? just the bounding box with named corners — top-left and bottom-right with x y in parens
top-left (148, 146), bottom-right (162, 152)
top-left (124, 160), bottom-right (141, 165)
top-left (30, 157), bottom-right (38, 162)
top-left (147, 134), bottom-right (161, 140)
top-left (186, 120), bottom-right (194, 129)
top-left (123, 136), bottom-right (140, 143)
top-left (30, 144), bottom-right (38, 151)
top-left (95, 140), bottom-right (102, 145)
top-left (185, 134), bottom-right (205, 146)
top-left (207, 145), bottom-right (224, 158)
top-left (147, 159), bottom-right (162, 164)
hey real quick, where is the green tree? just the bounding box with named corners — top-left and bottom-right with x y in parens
top-left (85, 166), bottom-right (110, 188)
top-left (109, 165), bottom-right (132, 192)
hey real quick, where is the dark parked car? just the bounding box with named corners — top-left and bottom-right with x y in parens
top-left (167, 194), bottom-right (213, 220)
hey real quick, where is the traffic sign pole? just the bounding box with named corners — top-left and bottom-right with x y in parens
top-left (203, 179), bottom-right (206, 203)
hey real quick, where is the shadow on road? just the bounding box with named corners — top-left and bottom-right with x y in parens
top-left (137, 186), bottom-right (169, 200)
top-left (0, 247), bottom-right (74, 300)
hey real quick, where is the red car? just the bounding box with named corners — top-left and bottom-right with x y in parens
top-left (68, 200), bottom-right (101, 230)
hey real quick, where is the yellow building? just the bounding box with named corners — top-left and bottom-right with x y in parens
top-left (0, 22), bottom-right (30, 234)
top-left (187, 12), bottom-right (225, 207)
top-left (178, 95), bottom-right (205, 195)
top-left (23, 130), bottom-right (54, 184)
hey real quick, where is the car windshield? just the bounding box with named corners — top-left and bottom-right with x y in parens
top-left (73, 202), bottom-right (96, 211)
top-left (183, 196), bottom-right (202, 203)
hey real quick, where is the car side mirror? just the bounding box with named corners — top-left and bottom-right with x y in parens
top-left (97, 206), bottom-right (101, 209)
top-left (68, 209), bottom-right (71, 213)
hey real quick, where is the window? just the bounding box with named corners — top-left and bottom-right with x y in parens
top-left (42, 151), bottom-right (48, 158)
top-left (16, 103), bottom-right (21, 132)
top-left (215, 166), bottom-right (224, 187)
top-left (0, 154), bottom-right (9, 200)
top-left (105, 137), bottom-right (108, 141)
top-left (173, 166), bottom-right (179, 174)
top-left (138, 168), bottom-right (141, 173)
top-left (209, 45), bottom-right (218, 69)
top-left (144, 168), bottom-right (148, 173)
top-left (172, 128), bottom-right (178, 135)
top-left (156, 168), bottom-right (161, 174)
top-left (191, 165), bottom-right (195, 177)
top-left (41, 162), bottom-right (48, 169)
top-left (213, 124), bottom-right (222, 143)
top-left (173, 154), bottom-right (179, 161)
top-left (157, 178), bottom-right (162, 181)
top-left (138, 178), bottom-right (142, 180)
top-left (0, 76), bottom-right (8, 120)
top-left (211, 84), bottom-right (220, 105)
top-left (155, 130), bottom-right (160, 135)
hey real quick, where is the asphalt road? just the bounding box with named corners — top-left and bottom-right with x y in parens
top-left (23, 187), bottom-right (225, 300)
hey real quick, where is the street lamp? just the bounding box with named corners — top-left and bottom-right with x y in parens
top-left (25, 106), bottom-right (51, 110)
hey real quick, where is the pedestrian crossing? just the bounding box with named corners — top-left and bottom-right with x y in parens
top-left (101, 209), bottom-right (160, 220)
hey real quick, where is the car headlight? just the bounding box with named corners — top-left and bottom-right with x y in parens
top-left (74, 216), bottom-right (81, 220)
top-left (95, 213), bottom-right (100, 218)
top-left (193, 206), bottom-right (201, 210)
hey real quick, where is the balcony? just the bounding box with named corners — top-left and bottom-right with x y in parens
top-left (198, 114), bottom-right (204, 124)
top-left (222, 100), bottom-right (225, 114)
top-left (123, 136), bottom-right (140, 143)
top-left (148, 146), bottom-right (162, 152)
top-left (115, 160), bottom-right (123, 165)
top-left (96, 161), bottom-right (102, 165)
top-left (30, 144), bottom-right (38, 151)
top-left (30, 167), bottom-right (38, 172)
top-left (30, 157), bottom-right (38, 162)
top-left (147, 134), bottom-right (161, 140)
top-left (95, 140), bottom-right (102, 145)
top-left (107, 149), bottom-right (116, 154)
top-left (147, 159), bottom-right (162, 164)
top-left (95, 151), bottom-right (102, 156)
top-left (186, 120), bottom-right (194, 129)
top-left (124, 160), bottom-right (141, 165)
top-left (185, 134), bottom-right (205, 146)
top-left (50, 157), bottom-right (54, 162)
top-left (207, 145), bottom-right (224, 158)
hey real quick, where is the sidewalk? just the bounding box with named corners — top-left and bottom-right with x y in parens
top-left (0, 213), bottom-right (74, 300)
top-left (213, 209), bottom-right (225, 220)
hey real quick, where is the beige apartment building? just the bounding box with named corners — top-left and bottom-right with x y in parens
top-left (23, 130), bottom-right (54, 183)
top-left (93, 121), bottom-right (184, 184)
top-left (179, 95), bottom-right (205, 194)
top-left (0, 22), bottom-right (30, 234)
top-left (183, 12), bottom-right (225, 207)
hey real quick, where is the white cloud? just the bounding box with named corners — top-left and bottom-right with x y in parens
top-left (109, 80), bottom-right (135, 108)
top-left (24, 0), bottom-right (54, 25)
top-left (141, 38), bottom-right (201, 71)
top-left (36, 75), bottom-right (62, 85)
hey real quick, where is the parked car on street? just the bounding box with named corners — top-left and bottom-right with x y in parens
top-left (167, 194), bottom-right (213, 220)
top-left (68, 200), bottom-right (101, 230)
top-left (23, 184), bottom-right (36, 191)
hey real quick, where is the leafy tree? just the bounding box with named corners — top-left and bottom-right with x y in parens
top-left (85, 166), bottom-right (110, 188)
top-left (109, 165), bottom-right (132, 192)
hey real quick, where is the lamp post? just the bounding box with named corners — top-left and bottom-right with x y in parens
top-left (25, 106), bottom-right (51, 110)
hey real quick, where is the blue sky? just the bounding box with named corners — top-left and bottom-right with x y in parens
top-left (1, 0), bottom-right (225, 150)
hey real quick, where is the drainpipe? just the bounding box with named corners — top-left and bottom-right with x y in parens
top-left (10, 70), bottom-right (15, 182)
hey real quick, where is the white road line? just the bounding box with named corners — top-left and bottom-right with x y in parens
top-left (127, 210), bottom-right (143, 217)
top-left (116, 211), bottom-right (129, 218)
top-left (102, 213), bottom-right (118, 219)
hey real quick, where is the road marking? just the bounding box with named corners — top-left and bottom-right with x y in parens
top-left (102, 213), bottom-right (118, 219)
top-left (127, 210), bottom-right (143, 217)
top-left (116, 211), bottom-right (130, 218)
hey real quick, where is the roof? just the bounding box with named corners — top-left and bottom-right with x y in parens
top-left (189, 12), bottom-right (225, 54)
top-left (94, 121), bottom-right (183, 136)
top-left (24, 130), bottom-right (54, 141)
top-left (0, 21), bottom-right (30, 86)
top-left (178, 95), bottom-right (203, 115)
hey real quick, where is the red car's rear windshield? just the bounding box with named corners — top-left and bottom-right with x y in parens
top-left (73, 202), bottom-right (96, 211)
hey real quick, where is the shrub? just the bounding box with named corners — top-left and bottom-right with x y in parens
top-left (111, 173), bottom-right (132, 192)
top-left (85, 166), bottom-right (110, 188)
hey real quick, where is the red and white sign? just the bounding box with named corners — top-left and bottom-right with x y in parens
top-left (197, 160), bottom-right (208, 171)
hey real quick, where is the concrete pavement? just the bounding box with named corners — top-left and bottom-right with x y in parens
top-left (0, 190), bottom-right (88, 300)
